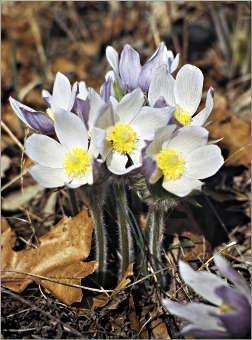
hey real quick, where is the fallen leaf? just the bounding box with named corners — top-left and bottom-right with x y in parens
top-left (2, 184), bottom-right (45, 211)
top-left (1, 208), bottom-right (97, 305)
top-left (129, 293), bottom-right (149, 338)
top-left (208, 94), bottom-right (251, 168)
top-left (180, 231), bottom-right (212, 262)
top-left (91, 262), bottom-right (134, 310)
top-left (1, 155), bottom-right (11, 178)
top-left (151, 317), bottom-right (170, 339)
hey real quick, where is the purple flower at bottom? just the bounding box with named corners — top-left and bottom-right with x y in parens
top-left (162, 254), bottom-right (251, 339)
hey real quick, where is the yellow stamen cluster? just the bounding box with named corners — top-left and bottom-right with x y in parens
top-left (63, 148), bottom-right (91, 178)
top-left (218, 303), bottom-right (235, 315)
top-left (156, 148), bottom-right (185, 180)
top-left (106, 123), bottom-right (137, 154)
top-left (174, 104), bottom-right (191, 126)
top-left (46, 108), bottom-right (55, 121)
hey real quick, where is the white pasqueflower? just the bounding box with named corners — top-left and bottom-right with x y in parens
top-left (144, 125), bottom-right (224, 197)
top-left (25, 109), bottom-right (99, 188)
top-left (148, 64), bottom-right (214, 127)
top-left (92, 88), bottom-right (174, 175)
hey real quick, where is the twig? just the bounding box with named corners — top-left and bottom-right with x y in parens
top-left (1, 287), bottom-right (83, 337)
top-left (1, 120), bottom-right (26, 154)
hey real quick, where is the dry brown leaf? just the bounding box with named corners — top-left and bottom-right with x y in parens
top-left (91, 262), bottom-right (134, 310)
top-left (208, 94), bottom-right (251, 168)
top-left (2, 184), bottom-right (45, 211)
top-left (150, 310), bottom-right (171, 339)
top-left (1, 208), bottom-right (98, 305)
top-left (129, 293), bottom-right (149, 338)
top-left (181, 231), bottom-right (212, 262)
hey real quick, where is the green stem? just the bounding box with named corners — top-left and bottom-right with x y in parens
top-left (115, 184), bottom-right (131, 274)
top-left (146, 208), bottom-right (166, 286)
top-left (89, 201), bottom-right (106, 285)
top-left (81, 186), bottom-right (107, 286)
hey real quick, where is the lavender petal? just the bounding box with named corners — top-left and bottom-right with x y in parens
top-left (20, 108), bottom-right (54, 134)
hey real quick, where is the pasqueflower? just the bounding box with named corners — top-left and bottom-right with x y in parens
top-left (144, 125), bottom-right (224, 197)
top-left (9, 72), bottom-right (77, 133)
top-left (25, 109), bottom-right (99, 188)
top-left (148, 64), bottom-right (214, 126)
top-left (105, 42), bottom-right (179, 92)
top-left (162, 255), bottom-right (251, 338)
top-left (92, 88), bottom-right (174, 175)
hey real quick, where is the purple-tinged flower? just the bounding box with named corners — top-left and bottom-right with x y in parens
top-left (92, 88), bottom-right (174, 175)
top-left (148, 64), bottom-right (214, 127)
top-left (25, 110), bottom-right (100, 188)
top-left (162, 254), bottom-right (251, 338)
top-left (105, 42), bottom-right (179, 93)
top-left (9, 72), bottom-right (77, 133)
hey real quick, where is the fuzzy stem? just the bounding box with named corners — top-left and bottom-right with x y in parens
top-left (81, 186), bottom-right (108, 286)
top-left (115, 184), bottom-right (132, 274)
top-left (146, 208), bottom-right (166, 286)
top-left (89, 201), bottom-right (106, 285)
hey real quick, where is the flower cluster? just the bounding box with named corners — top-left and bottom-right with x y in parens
top-left (9, 42), bottom-right (224, 198)
top-left (162, 255), bottom-right (251, 339)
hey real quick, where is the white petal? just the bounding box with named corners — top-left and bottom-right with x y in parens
top-left (88, 88), bottom-right (106, 129)
top-left (9, 97), bottom-right (35, 128)
top-left (162, 175), bottom-right (203, 197)
top-left (146, 125), bottom-right (177, 156)
top-left (68, 81), bottom-right (78, 111)
top-left (106, 46), bottom-right (119, 76)
top-left (162, 300), bottom-right (223, 331)
top-left (174, 64), bottom-right (203, 115)
top-left (78, 81), bottom-right (88, 100)
top-left (105, 70), bottom-right (116, 82)
top-left (164, 126), bottom-right (208, 156)
top-left (106, 151), bottom-right (128, 174)
top-left (51, 72), bottom-right (72, 111)
top-left (170, 53), bottom-right (180, 73)
top-left (116, 88), bottom-right (145, 124)
top-left (131, 106), bottom-right (173, 140)
top-left (149, 167), bottom-right (162, 184)
top-left (148, 64), bottom-right (175, 107)
top-left (179, 260), bottom-right (229, 305)
top-left (96, 103), bottom-right (115, 129)
top-left (54, 109), bottom-right (88, 150)
top-left (42, 89), bottom-right (52, 106)
top-left (66, 170), bottom-right (93, 188)
top-left (185, 145), bottom-right (224, 179)
top-left (129, 139), bottom-right (146, 165)
top-left (25, 134), bottom-right (66, 168)
top-left (191, 87), bottom-right (214, 126)
top-left (28, 165), bottom-right (66, 188)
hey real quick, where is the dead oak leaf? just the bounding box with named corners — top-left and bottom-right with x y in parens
top-left (1, 209), bottom-right (98, 305)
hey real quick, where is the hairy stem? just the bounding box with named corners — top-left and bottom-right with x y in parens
top-left (81, 186), bottom-right (108, 286)
top-left (145, 208), bottom-right (166, 286)
top-left (89, 201), bottom-right (106, 285)
top-left (115, 183), bottom-right (133, 274)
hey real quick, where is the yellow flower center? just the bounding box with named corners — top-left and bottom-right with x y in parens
top-left (63, 148), bottom-right (91, 178)
top-left (156, 148), bottom-right (185, 180)
top-left (106, 123), bottom-right (137, 154)
top-left (46, 108), bottom-right (55, 121)
top-left (218, 302), bottom-right (235, 315)
top-left (174, 104), bottom-right (191, 126)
